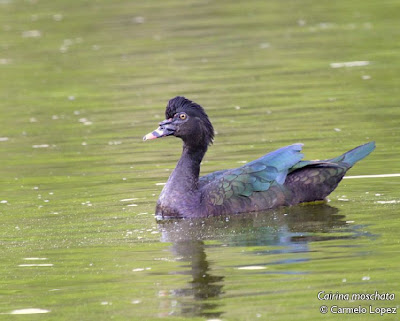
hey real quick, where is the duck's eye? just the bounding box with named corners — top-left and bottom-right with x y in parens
top-left (179, 113), bottom-right (187, 120)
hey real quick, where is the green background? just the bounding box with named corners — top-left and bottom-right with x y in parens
top-left (1, 0), bottom-right (399, 320)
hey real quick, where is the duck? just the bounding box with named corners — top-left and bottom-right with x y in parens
top-left (143, 96), bottom-right (375, 218)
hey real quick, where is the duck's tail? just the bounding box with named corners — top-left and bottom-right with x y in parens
top-left (284, 142), bottom-right (375, 205)
top-left (327, 141), bottom-right (376, 168)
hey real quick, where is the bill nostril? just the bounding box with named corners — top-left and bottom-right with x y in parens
top-left (159, 118), bottom-right (173, 126)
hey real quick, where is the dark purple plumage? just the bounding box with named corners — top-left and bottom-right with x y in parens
top-left (143, 97), bottom-right (375, 218)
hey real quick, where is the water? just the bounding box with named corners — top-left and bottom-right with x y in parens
top-left (1, 0), bottom-right (400, 320)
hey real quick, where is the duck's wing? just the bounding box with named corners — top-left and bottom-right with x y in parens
top-left (201, 144), bottom-right (304, 207)
top-left (199, 170), bottom-right (228, 188)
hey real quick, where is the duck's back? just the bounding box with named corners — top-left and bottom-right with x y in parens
top-left (199, 142), bottom-right (375, 216)
top-left (200, 144), bottom-right (304, 215)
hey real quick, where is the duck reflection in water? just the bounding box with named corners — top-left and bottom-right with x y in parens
top-left (156, 204), bottom-right (371, 318)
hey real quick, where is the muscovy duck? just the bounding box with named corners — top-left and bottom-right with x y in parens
top-left (143, 96), bottom-right (375, 218)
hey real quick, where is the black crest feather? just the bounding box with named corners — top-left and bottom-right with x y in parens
top-left (166, 96), bottom-right (214, 146)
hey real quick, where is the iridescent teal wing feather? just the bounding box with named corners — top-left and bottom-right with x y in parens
top-left (201, 144), bottom-right (304, 207)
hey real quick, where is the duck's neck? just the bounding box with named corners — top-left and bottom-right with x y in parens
top-left (167, 143), bottom-right (207, 191)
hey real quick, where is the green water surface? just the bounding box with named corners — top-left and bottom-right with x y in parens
top-left (1, 0), bottom-right (400, 320)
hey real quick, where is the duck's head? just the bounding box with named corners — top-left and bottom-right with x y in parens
top-left (143, 96), bottom-right (214, 148)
